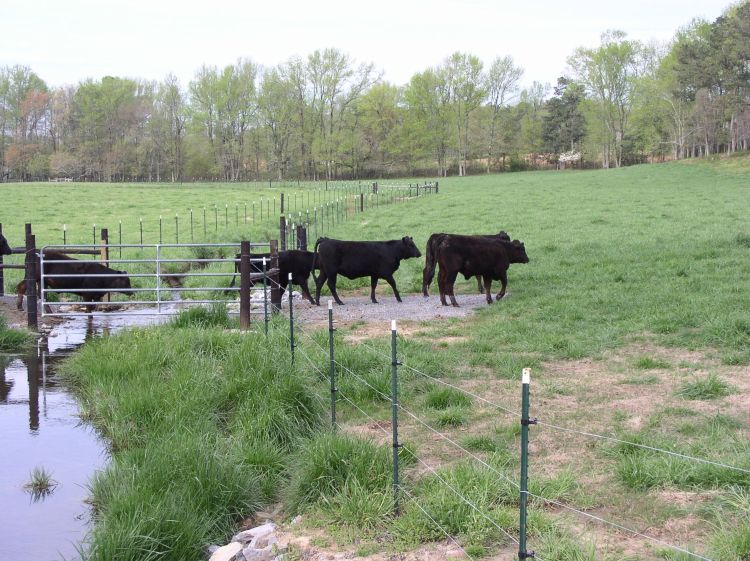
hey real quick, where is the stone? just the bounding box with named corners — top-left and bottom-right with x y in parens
top-left (232, 522), bottom-right (276, 545)
top-left (290, 515), bottom-right (303, 525)
top-left (241, 544), bottom-right (275, 561)
top-left (208, 541), bottom-right (242, 561)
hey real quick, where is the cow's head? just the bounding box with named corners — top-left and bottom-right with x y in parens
top-left (401, 236), bottom-right (422, 258)
top-left (508, 240), bottom-right (530, 264)
top-left (0, 233), bottom-right (12, 256)
top-left (112, 270), bottom-right (135, 296)
top-left (496, 231), bottom-right (511, 242)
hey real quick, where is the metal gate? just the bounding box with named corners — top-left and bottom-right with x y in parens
top-left (39, 243), bottom-right (279, 318)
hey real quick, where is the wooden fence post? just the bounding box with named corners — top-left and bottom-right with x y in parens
top-left (25, 225), bottom-right (38, 330)
top-left (280, 216), bottom-right (287, 251)
top-left (0, 222), bottom-right (5, 296)
top-left (269, 239), bottom-right (281, 312)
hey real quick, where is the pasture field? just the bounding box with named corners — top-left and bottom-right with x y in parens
top-left (6, 155), bottom-right (750, 560)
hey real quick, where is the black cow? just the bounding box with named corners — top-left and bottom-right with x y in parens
top-left (0, 233), bottom-right (12, 256)
top-left (16, 250), bottom-right (133, 312)
top-left (434, 235), bottom-right (529, 307)
top-left (312, 237), bottom-right (422, 305)
top-left (227, 250), bottom-right (318, 304)
top-left (422, 230), bottom-right (510, 297)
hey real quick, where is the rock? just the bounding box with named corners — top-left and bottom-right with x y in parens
top-left (208, 541), bottom-right (242, 561)
top-left (242, 544), bottom-right (275, 561)
top-left (290, 515), bottom-right (303, 525)
top-left (232, 522), bottom-right (276, 545)
top-left (205, 544), bottom-right (221, 556)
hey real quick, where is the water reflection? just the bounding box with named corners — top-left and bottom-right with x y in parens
top-left (1, 310), bottom-right (171, 560)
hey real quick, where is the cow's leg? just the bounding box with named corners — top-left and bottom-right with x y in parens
top-left (383, 274), bottom-right (402, 302)
top-left (483, 275), bottom-right (493, 304)
top-left (16, 280), bottom-right (26, 311)
top-left (437, 268), bottom-right (449, 306)
top-left (495, 270), bottom-right (508, 300)
top-left (298, 278), bottom-right (316, 304)
top-left (314, 270), bottom-right (328, 306)
top-left (370, 276), bottom-right (379, 303)
top-left (327, 273), bottom-right (344, 305)
top-left (447, 271), bottom-right (460, 307)
top-left (476, 276), bottom-right (484, 293)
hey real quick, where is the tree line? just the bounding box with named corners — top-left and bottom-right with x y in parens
top-left (1, 2), bottom-right (748, 182)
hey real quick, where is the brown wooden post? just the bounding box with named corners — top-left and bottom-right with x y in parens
top-left (25, 226), bottom-right (38, 330)
top-left (435, 181), bottom-right (439, 194)
top-left (239, 240), bottom-right (251, 330)
top-left (280, 216), bottom-right (287, 251)
top-left (269, 239), bottom-right (281, 312)
top-left (0, 222), bottom-right (5, 296)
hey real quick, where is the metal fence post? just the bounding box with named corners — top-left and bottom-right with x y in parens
top-left (288, 272), bottom-right (295, 365)
top-left (63, 223), bottom-right (67, 246)
top-left (140, 218), bottom-right (143, 246)
top-left (280, 192), bottom-right (285, 215)
top-left (519, 367), bottom-right (536, 560)
top-left (190, 209), bottom-right (194, 242)
top-left (240, 241), bottom-right (251, 330)
top-left (328, 300), bottom-right (337, 430)
top-left (391, 319), bottom-right (401, 514)
top-left (25, 226), bottom-right (38, 330)
top-left (159, 215), bottom-right (163, 244)
top-left (262, 256), bottom-right (269, 335)
top-left (175, 214), bottom-right (179, 244)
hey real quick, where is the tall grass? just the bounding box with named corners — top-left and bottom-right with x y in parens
top-left (61, 314), bottom-right (326, 561)
top-left (0, 314), bottom-right (31, 352)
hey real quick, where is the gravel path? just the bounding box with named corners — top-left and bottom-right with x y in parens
top-left (291, 292), bottom-right (496, 328)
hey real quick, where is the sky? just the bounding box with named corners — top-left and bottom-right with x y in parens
top-left (0, 0), bottom-right (732, 91)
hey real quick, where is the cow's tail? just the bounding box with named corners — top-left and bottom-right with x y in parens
top-left (311, 237), bottom-right (325, 284)
top-left (422, 234), bottom-right (442, 297)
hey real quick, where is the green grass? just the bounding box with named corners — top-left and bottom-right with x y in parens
top-left (675, 374), bottom-right (733, 400)
top-left (0, 315), bottom-right (31, 352)
top-left (23, 466), bottom-right (58, 501)
top-left (60, 313), bottom-right (326, 561)
top-left (23, 156), bottom-right (750, 559)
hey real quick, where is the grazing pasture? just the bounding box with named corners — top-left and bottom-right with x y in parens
top-left (4, 155), bottom-right (750, 560)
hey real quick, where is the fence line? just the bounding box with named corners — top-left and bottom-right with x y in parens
top-left (355, 338), bottom-right (519, 418)
top-left (395, 402), bottom-right (520, 490)
top-left (399, 487), bottom-right (478, 561)
top-left (535, 420), bottom-right (750, 476)
top-left (353, 339), bottom-right (750, 477)
top-left (287, 316), bottom-right (731, 561)
top-left (525, 491), bottom-right (714, 561)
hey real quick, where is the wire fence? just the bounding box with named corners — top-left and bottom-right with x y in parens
top-left (276, 304), bottom-right (741, 561)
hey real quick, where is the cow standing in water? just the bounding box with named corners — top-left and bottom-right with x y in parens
top-left (312, 237), bottom-right (422, 305)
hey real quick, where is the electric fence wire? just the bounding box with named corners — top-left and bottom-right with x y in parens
top-left (354, 339), bottom-right (750, 477)
top-left (399, 486), bottom-right (477, 561)
top-left (395, 402), bottom-right (520, 490)
top-left (354, 339), bottom-right (518, 417)
top-left (534, 420), bottom-right (750, 476)
top-left (296, 328), bottom-right (720, 561)
top-left (524, 490), bottom-right (714, 561)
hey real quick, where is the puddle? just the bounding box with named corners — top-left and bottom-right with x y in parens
top-left (0, 311), bottom-right (171, 561)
